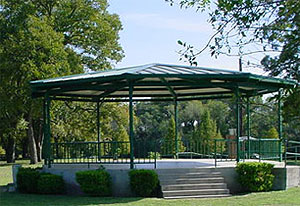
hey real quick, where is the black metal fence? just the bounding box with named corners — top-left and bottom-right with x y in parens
top-left (48, 138), bottom-right (285, 168)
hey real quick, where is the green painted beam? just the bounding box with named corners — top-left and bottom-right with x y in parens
top-left (160, 77), bottom-right (177, 97)
top-left (52, 94), bottom-right (234, 103)
top-left (48, 90), bottom-right (235, 99)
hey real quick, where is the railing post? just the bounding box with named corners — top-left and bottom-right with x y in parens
top-left (284, 139), bottom-right (288, 168)
top-left (214, 140), bottom-right (217, 168)
top-left (154, 140), bottom-right (157, 169)
top-left (278, 139), bottom-right (282, 162)
top-left (129, 83), bottom-right (134, 169)
top-left (295, 142), bottom-right (297, 164)
top-left (259, 138), bottom-right (261, 162)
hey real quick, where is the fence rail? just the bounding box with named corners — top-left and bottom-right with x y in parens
top-left (50, 140), bottom-right (157, 166)
top-left (48, 138), bottom-right (285, 168)
top-left (285, 140), bottom-right (300, 166)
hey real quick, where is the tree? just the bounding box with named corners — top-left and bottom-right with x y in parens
top-left (191, 109), bottom-right (224, 153)
top-left (0, 0), bottom-right (123, 163)
top-left (0, 15), bottom-right (70, 163)
top-left (264, 127), bottom-right (279, 139)
top-left (180, 101), bottom-right (204, 135)
top-left (135, 101), bottom-right (172, 142)
top-left (161, 118), bottom-right (185, 156)
top-left (167, 0), bottom-right (300, 82)
top-left (206, 100), bottom-right (230, 136)
top-left (198, 109), bottom-right (216, 141)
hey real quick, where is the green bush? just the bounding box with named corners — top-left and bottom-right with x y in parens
top-left (76, 169), bottom-right (112, 196)
top-left (148, 152), bottom-right (161, 159)
top-left (37, 173), bottom-right (64, 194)
top-left (17, 167), bottom-right (41, 193)
top-left (129, 169), bottom-right (159, 197)
top-left (236, 162), bottom-right (275, 192)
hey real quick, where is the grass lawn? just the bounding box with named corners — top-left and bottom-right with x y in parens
top-left (0, 160), bottom-right (43, 186)
top-left (0, 188), bottom-right (300, 206)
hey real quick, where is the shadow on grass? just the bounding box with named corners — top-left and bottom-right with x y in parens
top-left (1, 192), bottom-right (145, 206)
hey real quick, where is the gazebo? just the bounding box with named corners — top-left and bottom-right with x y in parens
top-left (30, 63), bottom-right (296, 168)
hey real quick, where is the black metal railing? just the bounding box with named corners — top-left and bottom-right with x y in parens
top-left (48, 138), bottom-right (284, 168)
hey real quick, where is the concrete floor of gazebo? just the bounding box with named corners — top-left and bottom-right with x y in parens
top-left (48, 158), bottom-right (287, 170)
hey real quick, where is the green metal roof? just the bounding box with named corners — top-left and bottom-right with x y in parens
top-left (30, 63), bottom-right (297, 102)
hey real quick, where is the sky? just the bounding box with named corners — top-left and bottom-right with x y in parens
top-left (107, 0), bottom-right (265, 74)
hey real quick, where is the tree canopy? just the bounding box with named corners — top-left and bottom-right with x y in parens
top-left (0, 0), bottom-right (124, 163)
top-left (166, 0), bottom-right (300, 82)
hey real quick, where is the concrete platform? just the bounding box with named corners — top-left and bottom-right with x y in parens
top-left (12, 159), bottom-right (299, 197)
top-left (48, 159), bottom-right (286, 170)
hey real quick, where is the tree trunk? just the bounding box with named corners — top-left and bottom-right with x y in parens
top-left (21, 138), bottom-right (28, 159)
top-left (35, 119), bottom-right (43, 162)
top-left (5, 136), bottom-right (15, 163)
top-left (28, 114), bottom-right (38, 164)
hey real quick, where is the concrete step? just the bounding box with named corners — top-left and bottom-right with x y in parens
top-left (160, 177), bottom-right (225, 184)
top-left (156, 168), bottom-right (218, 175)
top-left (159, 172), bottom-right (222, 179)
top-left (164, 194), bottom-right (232, 199)
top-left (158, 168), bottom-right (231, 199)
top-left (162, 183), bottom-right (227, 191)
top-left (163, 188), bottom-right (230, 197)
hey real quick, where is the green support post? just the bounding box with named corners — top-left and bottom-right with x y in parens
top-left (214, 140), bottom-right (217, 167)
top-left (42, 99), bottom-right (46, 164)
top-left (44, 94), bottom-right (51, 168)
top-left (235, 89), bottom-right (241, 162)
top-left (174, 99), bottom-right (178, 158)
top-left (259, 137), bottom-right (261, 162)
top-left (129, 83), bottom-right (134, 169)
top-left (278, 90), bottom-right (283, 162)
top-left (97, 101), bottom-right (101, 161)
top-left (247, 97), bottom-right (251, 159)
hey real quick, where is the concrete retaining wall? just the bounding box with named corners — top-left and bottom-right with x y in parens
top-left (42, 166), bottom-right (133, 196)
top-left (216, 167), bottom-right (300, 193)
top-left (12, 164), bottom-right (300, 196)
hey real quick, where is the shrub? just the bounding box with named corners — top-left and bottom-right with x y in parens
top-left (236, 162), bottom-right (274, 192)
top-left (17, 167), bottom-right (41, 193)
top-left (129, 169), bottom-right (159, 197)
top-left (37, 173), bottom-right (64, 194)
top-left (76, 169), bottom-right (112, 196)
top-left (148, 152), bottom-right (161, 159)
